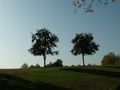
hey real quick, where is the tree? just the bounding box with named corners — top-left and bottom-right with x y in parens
top-left (21, 63), bottom-right (29, 69)
top-left (46, 59), bottom-right (63, 67)
top-left (71, 33), bottom-right (99, 66)
top-left (35, 63), bottom-right (41, 68)
top-left (52, 59), bottom-right (63, 67)
top-left (29, 65), bottom-right (34, 69)
top-left (73, 0), bottom-right (117, 12)
top-left (101, 52), bottom-right (120, 65)
top-left (29, 64), bottom-right (41, 68)
top-left (28, 28), bottom-right (59, 67)
top-left (46, 62), bottom-right (53, 67)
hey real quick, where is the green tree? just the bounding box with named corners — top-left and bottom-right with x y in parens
top-left (52, 59), bottom-right (63, 67)
top-left (73, 0), bottom-right (117, 12)
top-left (71, 33), bottom-right (99, 66)
top-left (21, 63), bottom-right (29, 69)
top-left (29, 64), bottom-right (40, 68)
top-left (28, 28), bottom-right (59, 67)
top-left (47, 59), bottom-right (63, 67)
top-left (101, 52), bottom-right (120, 65)
top-left (46, 62), bottom-right (53, 67)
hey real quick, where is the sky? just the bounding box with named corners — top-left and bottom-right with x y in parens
top-left (0, 0), bottom-right (120, 68)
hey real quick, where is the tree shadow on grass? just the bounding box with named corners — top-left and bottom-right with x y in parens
top-left (0, 73), bottom-right (68, 90)
top-left (61, 67), bottom-right (120, 78)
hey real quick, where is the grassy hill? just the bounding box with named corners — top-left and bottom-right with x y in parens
top-left (0, 66), bottom-right (120, 90)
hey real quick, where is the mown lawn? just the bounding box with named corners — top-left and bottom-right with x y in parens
top-left (0, 66), bottom-right (120, 90)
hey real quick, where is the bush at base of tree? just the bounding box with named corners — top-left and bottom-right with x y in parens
top-left (101, 52), bottom-right (120, 65)
top-left (21, 63), bottom-right (29, 69)
top-left (29, 64), bottom-right (41, 69)
top-left (47, 59), bottom-right (63, 67)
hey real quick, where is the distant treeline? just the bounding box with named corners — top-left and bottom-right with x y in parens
top-left (21, 59), bottom-right (63, 69)
top-left (21, 52), bottom-right (120, 69)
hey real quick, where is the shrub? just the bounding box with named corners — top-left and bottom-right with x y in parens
top-left (87, 63), bottom-right (92, 66)
top-left (46, 62), bottom-right (53, 67)
top-left (101, 52), bottom-right (120, 65)
top-left (29, 64), bottom-right (40, 69)
top-left (52, 59), bottom-right (63, 67)
top-left (47, 59), bottom-right (63, 67)
top-left (21, 63), bottom-right (29, 69)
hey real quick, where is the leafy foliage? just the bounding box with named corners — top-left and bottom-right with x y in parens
top-left (101, 52), bottom-right (120, 65)
top-left (71, 33), bottom-right (99, 66)
top-left (29, 64), bottom-right (41, 69)
top-left (52, 59), bottom-right (63, 67)
top-left (28, 28), bottom-right (59, 67)
top-left (73, 0), bottom-right (117, 12)
top-left (21, 63), bottom-right (29, 69)
top-left (47, 59), bottom-right (63, 67)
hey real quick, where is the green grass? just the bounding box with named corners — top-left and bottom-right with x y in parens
top-left (0, 66), bottom-right (120, 90)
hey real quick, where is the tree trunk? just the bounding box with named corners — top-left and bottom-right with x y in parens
top-left (82, 53), bottom-right (85, 66)
top-left (43, 55), bottom-right (46, 68)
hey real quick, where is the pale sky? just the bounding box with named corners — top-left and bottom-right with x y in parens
top-left (0, 0), bottom-right (120, 68)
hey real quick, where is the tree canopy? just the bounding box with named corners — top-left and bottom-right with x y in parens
top-left (21, 63), bottom-right (29, 69)
top-left (47, 59), bottom-right (63, 67)
top-left (71, 33), bottom-right (99, 66)
top-left (28, 28), bottom-right (59, 67)
top-left (101, 52), bottom-right (120, 65)
top-left (73, 0), bottom-right (117, 12)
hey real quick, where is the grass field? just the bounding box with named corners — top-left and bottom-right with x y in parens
top-left (0, 66), bottom-right (120, 90)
